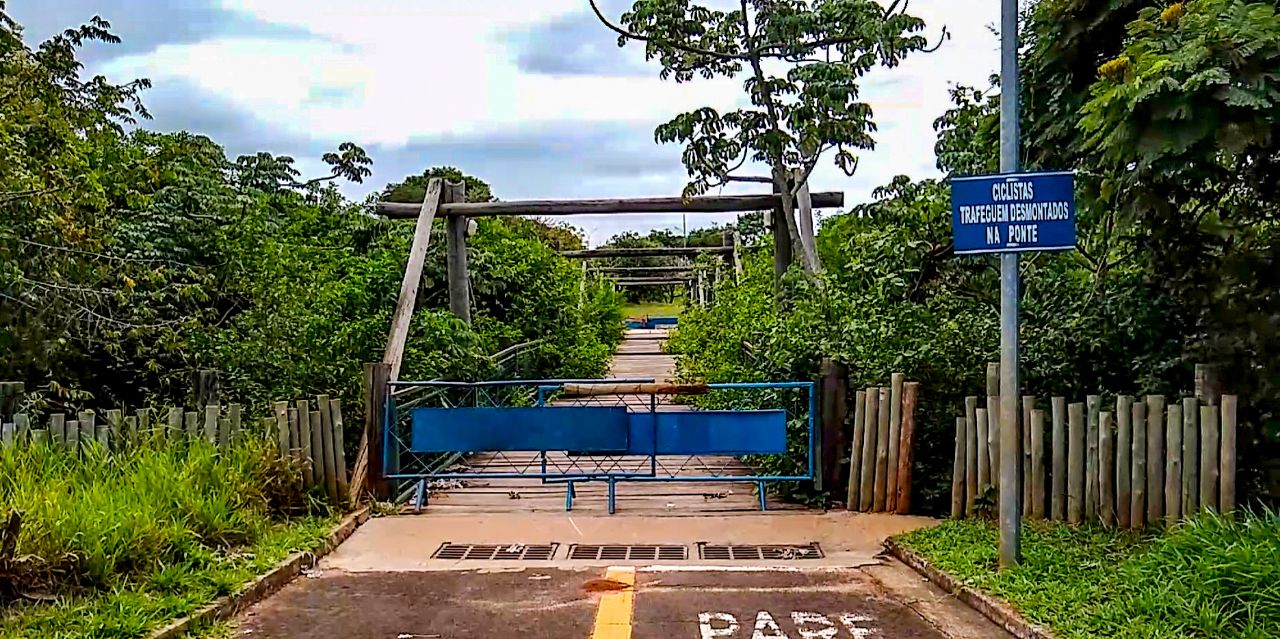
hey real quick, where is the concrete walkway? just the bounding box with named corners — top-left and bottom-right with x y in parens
top-left (228, 328), bottom-right (1011, 638)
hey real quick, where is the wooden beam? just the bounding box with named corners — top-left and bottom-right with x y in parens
top-left (563, 246), bottom-right (733, 259)
top-left (560, 383), bottom-right (708, 397)
top-left (377, 191), bottom-right (845, 218)
top-left (613, 278), bottom-right (690, 286)
top-left (383, 177), bottom-right (442, 380)
top-left (591, 266), bottom-right (700, 273)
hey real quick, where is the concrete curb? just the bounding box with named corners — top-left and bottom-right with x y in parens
top-left (149, 506), bottom-right (372, 639)
top-left (883, 538), bottom-right (1058, 639)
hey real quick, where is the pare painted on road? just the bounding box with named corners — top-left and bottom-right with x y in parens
top-left (698, 611), bottom-right (876, 639)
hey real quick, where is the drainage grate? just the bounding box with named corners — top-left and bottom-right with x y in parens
top-left (568, 544), bottom-right (688, 561)
top-left (697, 542), bottom-right (824, 561)
top-left (431, 542), bottom-right (559, 561)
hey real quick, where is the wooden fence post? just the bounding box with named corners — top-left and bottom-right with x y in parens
top-left (1182, 397), bottom-right (1199, 514)
top-left (964, 396), bottom-right (979, 515)
top-left (951, 415), bottom-right (966, 519)
top-left (847, 389), bottom-right (867, 510)
top-left (1030, 408), bottom-right (1046, 520)
top-left (873, 388), bottom-right (891, 512)
top-left (885, 373), bottom-right (904, 511)
top-left (976, 407), bottom-right (991, 492)
top-left (1022, 396), bottom-right (1035, 509)
top-left (317, 395), bottom-right (339, 502)
top-left (1116, 396), bottom-right (1133, 528)
top-left (818, 359), bottom-right (848, 497)
top-left (1199, 404), bottom-right (1219, 512)
top-left (192, 370), bottom-right (220, 409)
top-left (1220, 395), bottom-right (1237, 515)
top-left (1051, 397), bottom-right (1066, 521)
top-left (1131, 400), bottom-right (1148, 528)
top-left (353, 362), bottom-right (391, 501)
top-left (1099, 411), bottom-right (1115, 526)
top-left (858, 387), bottom-right (878, 512)
top-left (1164, 402), bottom-right (1183, 524)
top-left (1146, 395), bottom-right (1166, 523)
top-left (895, 381), bottom-right (919, 514)
top-left (332, 399), bottom-right (349, 502)
top-left (1085, 395), bottom-right (1101, 519)
top-left (987, 395), bottom-right (1000, 487)
top-left (1067, 402), bottom-right (1085, 525)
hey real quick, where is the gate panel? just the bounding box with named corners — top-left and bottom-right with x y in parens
top-left (626, 410), bottom-right (788, 455)
top-left (410, 406), bottom-right (629, 452)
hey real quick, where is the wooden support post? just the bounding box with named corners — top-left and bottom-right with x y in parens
top-left (818, 359), bottom-right (848, 497)
top-left (50, 413), bottom-right (65, 448)
top-left (987, 395), bottom-right (1000, 487)
top-left (1030, 409), bottom-right (1046, 520)
top-left (976, 407), bottom-right (991, 492)
top-left (1085, 395), bottom-right (1100, 519)
top-left (1067, 402), bottom-right (1085, 525)
top-left (1220, 395), bottom-right (1237, 515)
top-left (352, 362), bottom-right (391, 501)
top-left (1051, 397), bottom-right (1066, 521)
top-left (1022, 396), bottom-right (1034, 509)
top-left (1182, 397), bottom-right (1199, 514)
top-left (951, 415), bottom-right (966, 519)
top-left (964, 396), bottom-right (979, 515)
top-left (317, 395), bottom-right (339, 502)
top-left (1146, 395), bottom-right (1165, 523)
top-left (886, 373), bottom-right (904, 511)
top-left (297, 401), bottom-right (314, 487)
top-left (332, 399), bottom-right (349, 503)
top-left (1099, 411), bottom-right (1115, 526)
top-left (1116, 396), bottom-right (1133, 528)
top-left (896, 381), bottom-right (919, 514)
top-left (167, 408), bottom-right (182, 443)
top-left (444, 181), bottom-right (472, 324)
top-left (847, 389), bottom-right (867, 510)
top-left (203, 405), bottom-right (218, 445)
top-left (859, 387), bottom-right (879, 512)
top-left (873, 388), bottom-right (891, 512)
top-left (312, 410), bottom-right (330, 498)
top-left (1165, 402), bottom-right (1183, 524)
top-left (272, 401), bottom-right (290, 457)
top-left (384, 177), bottom-right (443, 380)
top-left (1131, 400), bottom-right (1147, 528)
top-left (1199, 404), bottom-right (1219, 512)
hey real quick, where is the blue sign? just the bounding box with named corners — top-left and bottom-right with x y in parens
top-left (951, 171), bottom-right (1076, 254)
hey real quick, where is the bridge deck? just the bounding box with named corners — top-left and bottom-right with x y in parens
top-left (417, 328), bottom-right (802, 514)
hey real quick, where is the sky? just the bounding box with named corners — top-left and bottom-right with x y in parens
top-left (12, 0), bottom-right (1000, 245)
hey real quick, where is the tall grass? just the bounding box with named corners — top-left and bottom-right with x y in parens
top-left (1, 437), bottom-right (320, 599)
top-left (897, 511), bottom-right (1280, 639)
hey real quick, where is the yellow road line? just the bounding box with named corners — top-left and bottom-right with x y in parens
top-left (590, 566), bottom-right (636, 639)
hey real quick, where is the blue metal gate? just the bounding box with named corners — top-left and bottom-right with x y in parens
top-left (382, 379), bottom-right (816, 513)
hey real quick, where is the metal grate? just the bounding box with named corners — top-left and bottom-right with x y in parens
top-left (431, 542), bottom-right (559, 561)
top-left (567, 544), bottom-right (688, 561)
top-left (697, 542), bottom-right (824, 561)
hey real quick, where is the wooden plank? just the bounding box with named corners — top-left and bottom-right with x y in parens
top-left (1181, 397), bottom-right (1199, 514)
top-left (1116, 396), bottom-right (1133, 528)
top-left (976, 407), bottom-right (991, 491)
top-left (563, 246), bottom-right (734, 259)
top-left (1085, 395), bottom-right (1100, 519)
top-left (1220, 395), bottom-right (1237, 515)
top-left (1131, 400), bottom-right (1147, 528)
top-left (377, 191), bottom-right (845, 218)
top-left (273, 401), bottom-right (290, 457)
top-left (858, 387), bottom-right (878, 512)
top-left (106, 410), bottom-right (123, 449)
top-left (964, 396), bottom-right (979, 513)
top-left (1030, 408), bottom-right (1046, 520)
top-left (317, 395), bottom-right (339, 502)
top-left (50, 413), bottom-right (66, 447)
top-left (332, 399), bottom-right (350, 501)
top-left (885, 373), bottom-right (904, 512)
top-left (873, 387), bottom-right (891, 512)
top-left (204, 405), bottom-right (219, 445)
top-left (1051, 397), bottom-right (1066, 520)
top-left (1067, 402), bottom-right (1085, 525)
top-left (383, 177), bottom-right (443, 381)
top-left (951, 416), bottom-right (966, 519)
top-left (561, 383), bottom-right (707, 397)
top-left (1146, 395), bottom-right (1166, 523)
top-left (1022, 396), bottom-right (1035, 509)
top-left (986, 396), bottom-right (1000, 487)
top-left (1165, 401), bottom-right (1183, 524)
top-left (1199, 404), bottom-right (1219, 512)
top-left (1098, 411), bottom-right (1115, 526)
top-left (310, 410), bottom-right (327, 496)
top-left (297, 401), bottom-right (314, 487)
top-left (895, 382), bottom-right (919, 514)
top-left (228, 404), bottom-right (242, 446)
top-left (847, 389), bottom-right (867, 510)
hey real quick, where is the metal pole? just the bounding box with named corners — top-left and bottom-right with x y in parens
top-left (998, 0), bottom-right (1023, 569)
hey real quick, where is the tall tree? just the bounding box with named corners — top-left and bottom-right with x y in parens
top-left (592, 0), bottom-right (944, 273)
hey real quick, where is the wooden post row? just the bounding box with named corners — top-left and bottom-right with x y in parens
top-left (845, 375), bottom-right (918, 514)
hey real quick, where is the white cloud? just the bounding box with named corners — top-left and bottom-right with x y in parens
top-left (97, 0), bottom-right (1000, 243)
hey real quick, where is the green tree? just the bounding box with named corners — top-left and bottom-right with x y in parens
top-left (592, 0), bottom-right (944, 273)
